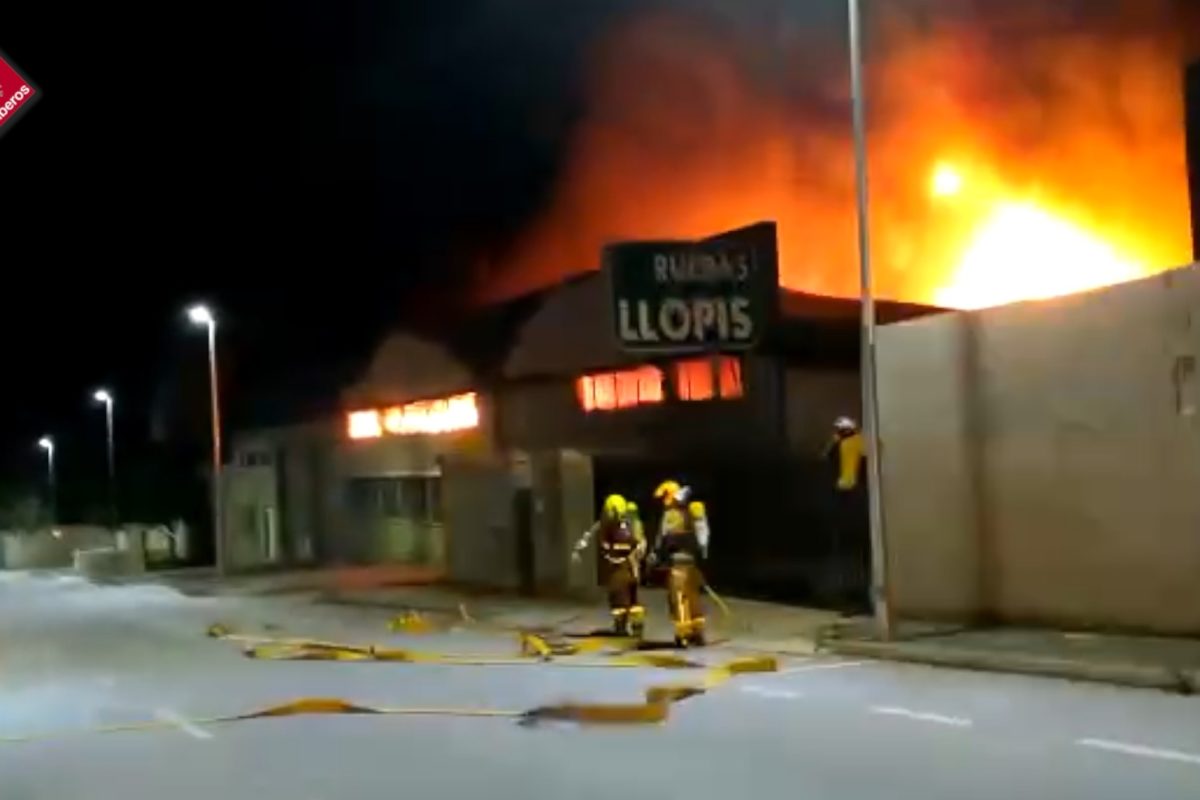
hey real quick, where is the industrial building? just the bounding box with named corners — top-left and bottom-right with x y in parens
top-left (222, 226), bottom-right (936, 607)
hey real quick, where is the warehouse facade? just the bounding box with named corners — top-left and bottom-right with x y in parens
top-left (222, 226), bottom-right (938, 606)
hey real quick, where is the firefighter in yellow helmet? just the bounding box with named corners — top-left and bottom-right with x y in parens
top-left (824, 416), bottom-right (865, 491)
top-left (823, 416), bottom-right (868, 609)
top-left (572, 493), bottom-right (647, 636)
top-left (649, 480), bottom-right (710, 647)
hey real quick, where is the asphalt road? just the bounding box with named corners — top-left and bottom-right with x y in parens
top-left (2, 572), bottom-right (1199, 799)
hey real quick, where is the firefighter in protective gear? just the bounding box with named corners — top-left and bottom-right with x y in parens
top-left (572, 494), bottom-right (647, 636)
top-left (824, 416), bottom-right (865, 491)
top-left (822, 416), bottom-right (869, 609)
top-left (649, 480), bottom-right (710, 646)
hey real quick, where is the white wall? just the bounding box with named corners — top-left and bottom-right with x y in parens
top-left (878, 266), bottom-right (1200, 633)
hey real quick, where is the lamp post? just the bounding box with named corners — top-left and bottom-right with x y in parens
top-left (847, 0), bottom-right (894, 640)
top-left (92, 388), bottom-right (117, 528)
top-left (37, 436), bottom-right (56, 527)
top-left (187, 304), bottom-right (224, 575)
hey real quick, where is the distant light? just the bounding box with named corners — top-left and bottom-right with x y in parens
top-left (930, 163), bottom-right (963, 198)
top-left (93, 388), bottom-right (112, 404)
top-left (37, 436), bottom-right (53, 450)
top-left (187, 304), bottom-right (214, 326)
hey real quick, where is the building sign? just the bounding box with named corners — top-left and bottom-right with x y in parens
top-left (0, 47), bottom-right (39, 139)
top-left (348, 392), bottom-right (480, 439)
top-left (606, 221), bottom-right (779, 353)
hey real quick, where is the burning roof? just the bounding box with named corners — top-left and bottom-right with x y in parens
top-left (476, 0), bottom-right (1194, 311)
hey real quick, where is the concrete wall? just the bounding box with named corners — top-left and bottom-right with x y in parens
top-left (529, 449), bottom-right (596, 596)
top-left (878, 266), bottom-right (1200, 633)
top-left (229, 424), bottom-right (340, 570)
top-left (441, 455), bottom-right (521, 589)
top-left (277, 440), bottom-right (328, 564)
top-left (222, 464), bottom-right (279, 570)
top-left (2, 527), bottom-right (117, 570)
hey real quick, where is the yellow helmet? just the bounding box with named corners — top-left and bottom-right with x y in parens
top-left (654, 480), bottom-right (681, 504)
top-left (626, 501), bottom-right (639, 515)
top-left (603, 494), bottom-right (628, 518)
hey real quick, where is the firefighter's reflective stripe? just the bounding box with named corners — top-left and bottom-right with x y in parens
top-left (602, 541), bottom-right (637, 564)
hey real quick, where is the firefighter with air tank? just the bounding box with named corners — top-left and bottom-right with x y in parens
top-left (572, 494), bottom-right (647, 637)
top-left (647, 479), bottom-right (710, 647)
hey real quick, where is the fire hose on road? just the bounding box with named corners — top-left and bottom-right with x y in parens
top-left (0, 622), bottom-right (780, 744)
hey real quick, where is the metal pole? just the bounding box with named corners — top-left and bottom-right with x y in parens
top-left (46, 443), bottom-right (57, 527)
top-left (105, 398), bottom-right (117, 528)
top-left (848, 0), bottom-right (894, 641)
top-left (206, 320), bottom-right (225, 576)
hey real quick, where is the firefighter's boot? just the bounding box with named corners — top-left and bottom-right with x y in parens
top-left (629, 605), bottom-right (646, 639)
top-left (689, 618), bottom-right (707, 647)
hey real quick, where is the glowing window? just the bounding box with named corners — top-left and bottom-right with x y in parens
top-left (718, 357), bottom-right (744, 399)
top-left (347, 392), bottom-right (479, 439)
top-left (348, 410), bottom-right (383, 439)
top-left (675, 359), bottom-right (715, 402)
top-left (674, 356), bottom-right (744, 402)
top-left (576, 366), bottom-right (664, 412)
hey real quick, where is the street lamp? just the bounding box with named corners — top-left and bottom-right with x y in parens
top-left (92, 388), bottom-right (117, 528)
top-left (847, 0), bottom-right (894, 640)
top-left (187, 303), bottom-right (225, 575)
top-left (37, 436), bottom-right (56, 527)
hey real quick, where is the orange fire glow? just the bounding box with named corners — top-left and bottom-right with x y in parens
top-left (348, 392), bottom-right (480, 439)
top-left (480, 3), bottom-right (1193, 310)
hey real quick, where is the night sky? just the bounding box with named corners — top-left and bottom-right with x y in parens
top-left (0, 1), bottom-right (1197, 521)
top-left (0, 0), bottom-right (646, 516)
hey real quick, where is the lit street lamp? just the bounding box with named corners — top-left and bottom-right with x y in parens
top-left (187, 304), bottom-right (225, 575)
top-left (92, 388), bottom-right (117, 528)
top-left (37, 436), bottom-right (56, 527)
top-left (847, 0), bottom-right (893, 640)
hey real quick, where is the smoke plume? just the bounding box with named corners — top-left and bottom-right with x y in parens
top-left (478, 0), bottom-right (1194, 306)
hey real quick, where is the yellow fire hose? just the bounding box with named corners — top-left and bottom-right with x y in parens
top-left (0, 618), bottom-right (780, 745)
top-left (0, 698), bottom-right (524, 744)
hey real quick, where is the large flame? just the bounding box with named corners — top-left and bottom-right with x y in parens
top-left (927, 163), bottom-right (1149, 308)
top-left (479, 2), bottom-right (1193, 309)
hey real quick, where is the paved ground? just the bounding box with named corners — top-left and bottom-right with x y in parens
top-left (3, 572), bottom-right (1199, 799)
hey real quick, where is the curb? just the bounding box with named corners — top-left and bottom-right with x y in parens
top-left (825, 639), bottom-right (1197, 694)
top-left (321, 592), bottom-right (824, 655)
